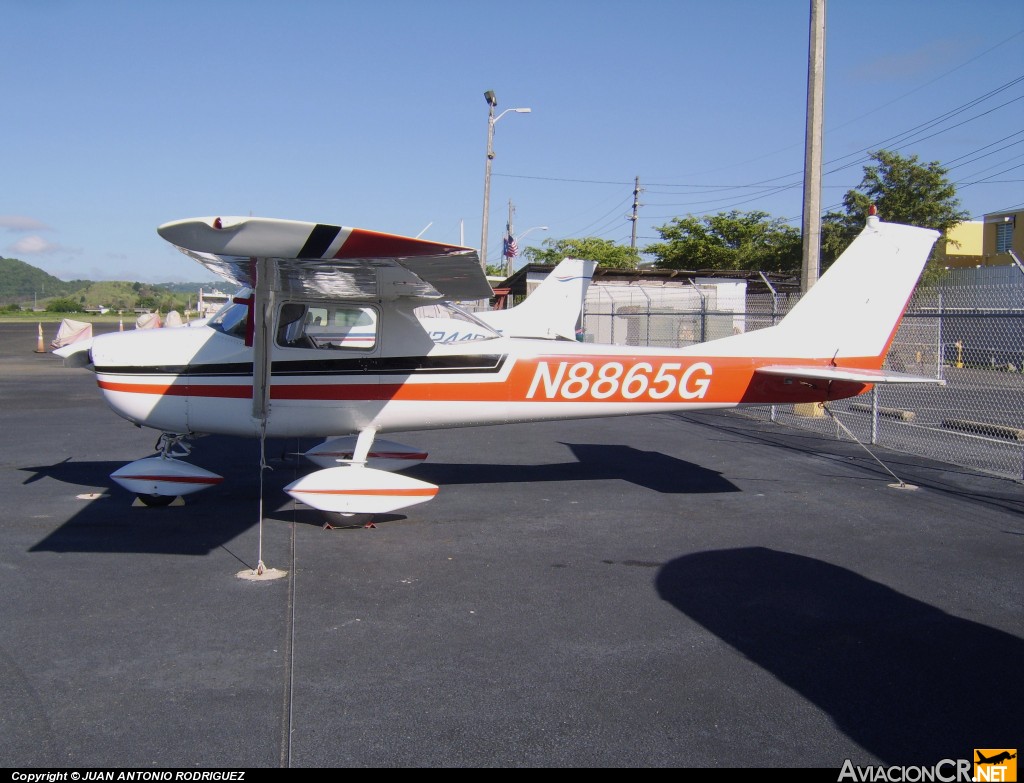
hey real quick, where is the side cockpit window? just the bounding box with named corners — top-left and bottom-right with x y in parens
top-left (277, 303), bottom-right (315, 348)
top-left (277, 302), bottom-right (377, 350)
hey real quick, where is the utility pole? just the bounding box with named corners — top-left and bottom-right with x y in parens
top-left (801, 0), bottom-right (825, 292)
top-left (628, 176), bottom-right (642, 249)
top-left (480, 91), bottom-right (498, 271)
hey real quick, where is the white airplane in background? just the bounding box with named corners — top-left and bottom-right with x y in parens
top-left (477, 257), bottom-right (596, 340)
top-left (174, 255), bottom-right (594, 347)
top-left (301, 255), bottom-right (596, 347)
top-left (58, 212), bottom-right (941, 513)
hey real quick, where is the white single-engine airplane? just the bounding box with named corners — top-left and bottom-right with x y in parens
top-left (62, 212), bottom-right (940, 513)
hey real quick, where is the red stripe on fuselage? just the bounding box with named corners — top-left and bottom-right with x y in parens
top-left (98, 380), bottom-right (252, 398)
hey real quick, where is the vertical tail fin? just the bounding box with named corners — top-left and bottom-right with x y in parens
top-left (698, 217), bottom-right (941, 363)
top-left (481, 257), bottom-right (597, 340)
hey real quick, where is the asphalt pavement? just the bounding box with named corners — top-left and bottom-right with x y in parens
top-left (1, 321), bottom-right (1021, 768)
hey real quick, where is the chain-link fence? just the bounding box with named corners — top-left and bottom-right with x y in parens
top-left (581, 277), bottom-right (1024, 482)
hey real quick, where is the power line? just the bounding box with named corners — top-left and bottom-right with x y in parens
top-left (496, 70), bottom-right (1024, 240)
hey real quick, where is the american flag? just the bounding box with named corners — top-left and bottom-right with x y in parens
top-left (503, 234), bottom-right (519, 259)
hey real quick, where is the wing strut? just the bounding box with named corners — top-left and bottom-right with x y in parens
top-left (237, 256), bottom-right (287, 581)
top-left (251, 257), bottom-right (274, 422)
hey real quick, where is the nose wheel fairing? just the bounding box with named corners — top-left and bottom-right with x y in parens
top-left (109, 433), bottom-right (224, 506)
top-left (109, 455), bottom-right (225, 503)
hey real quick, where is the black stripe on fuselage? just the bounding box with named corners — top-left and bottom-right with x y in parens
top-left (298, 224), bottom-right (342, 258)
top-left (272, 354), bottom-right (506, 376)
top-left (93, 354), bottom-right (507, 377)
top-left (94, 363), bottom-right (253, 376)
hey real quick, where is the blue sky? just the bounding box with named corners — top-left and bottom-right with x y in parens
top-left (3, 0), bottom-right (1023, 283)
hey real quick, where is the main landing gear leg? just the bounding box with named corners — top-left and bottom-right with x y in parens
top-left (285, 426), bottom-right (438, 518)
top-left (322, 428), bottom-right (379, 529)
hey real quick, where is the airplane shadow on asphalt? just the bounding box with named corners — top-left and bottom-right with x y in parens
top-left (410, 442), bottom-right (738, 495)
top-left (657, 547), bottom-right (1024, 765)
top-left (25, 439), bottom-right (737, 555)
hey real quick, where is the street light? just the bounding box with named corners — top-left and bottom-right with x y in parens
top-left (517, 225), bottom-right (548, 242)
top-left (480, 91), bottom-right (531, 271)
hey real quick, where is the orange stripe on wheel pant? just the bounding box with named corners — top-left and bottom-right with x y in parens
top-left (292, 488), bottom-right (438, 496)
top-left (315, 452), bottom-right (429, 460)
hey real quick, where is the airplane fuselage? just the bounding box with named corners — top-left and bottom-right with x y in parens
top-left (71, 214), bottom-right (941, 512)
top-left (90, 321), bottom-right (867, 440)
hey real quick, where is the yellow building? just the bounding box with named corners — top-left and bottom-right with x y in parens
top-left (938, 220), bottom-right (984, 268)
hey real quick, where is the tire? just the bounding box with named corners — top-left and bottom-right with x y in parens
top-left (137, 493), bottom-right (175, 508)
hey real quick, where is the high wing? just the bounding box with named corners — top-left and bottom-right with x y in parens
top-left (157, 216), bottom-right (493, 301)
top-left (156, 215), bottom-right (494, 464)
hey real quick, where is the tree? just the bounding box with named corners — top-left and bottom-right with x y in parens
top-left (523, 237), bottom-right (641, 269)
top-left (46, 298), bottom-right (80, 313)
top-left (645, 211), bottom-right (802, 272)
top-left (821, 149), bottom-right (969, 271)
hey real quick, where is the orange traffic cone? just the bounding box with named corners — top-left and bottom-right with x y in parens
top-left (34, 323), bottom-right (45, 353)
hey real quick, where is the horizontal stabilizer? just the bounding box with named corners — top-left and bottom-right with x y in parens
top-left (756, 365), bottom-right (946, 385)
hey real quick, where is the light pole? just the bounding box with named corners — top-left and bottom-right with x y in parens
top-left (480, 90), bottom-right (530, 271)
top-left (507, 225), bottom-right (549, 276)
top-left (517, 225), bottom-right (548, 242)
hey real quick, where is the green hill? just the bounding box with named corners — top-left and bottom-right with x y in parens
top-left (0, 256), bottom-right (224, 312)
top-left (0, 257), bottom-right (84, 304)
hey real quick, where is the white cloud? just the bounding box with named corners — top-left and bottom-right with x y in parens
top-left (0, 215), bottom-right (51, 232)
top-left (9, 235), bottom-right (63, 254)
top-left (853, 39), bottom-right (969, 82)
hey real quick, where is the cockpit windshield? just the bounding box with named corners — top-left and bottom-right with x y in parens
top-left (208, 290), bottom-right (250, 339)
